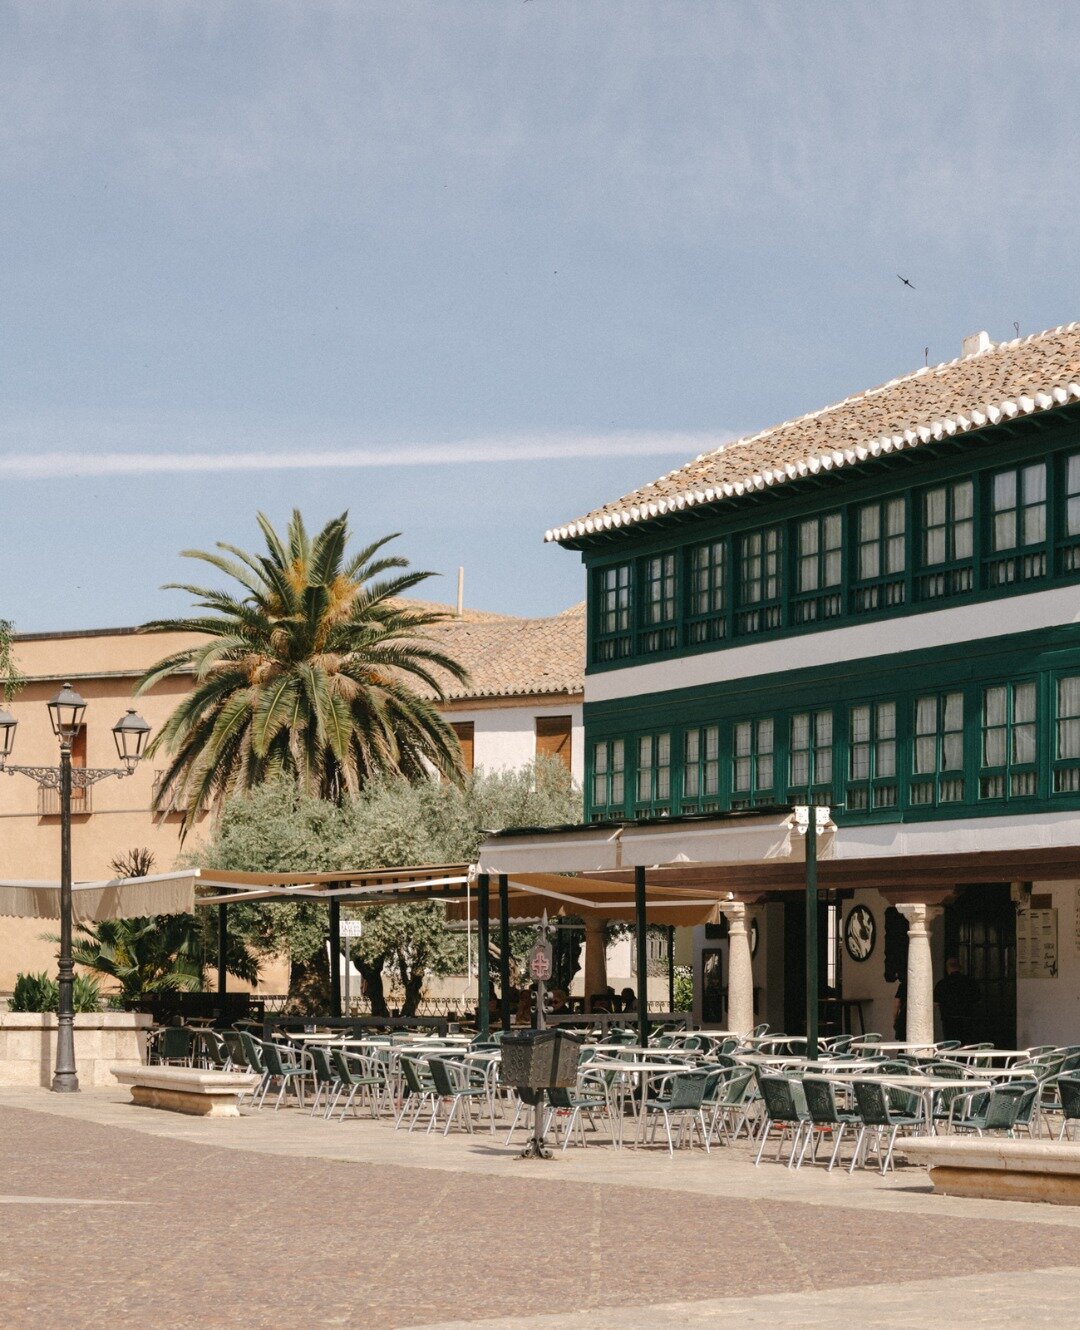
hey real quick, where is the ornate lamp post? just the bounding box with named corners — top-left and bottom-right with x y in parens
top-left (0, 686), bottom-right (150, 1092)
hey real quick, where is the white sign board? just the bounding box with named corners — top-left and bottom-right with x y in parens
top-left (1017, 907), bottom-right (1058, 979)
top-left (339, 920), bottom-right (363, 938)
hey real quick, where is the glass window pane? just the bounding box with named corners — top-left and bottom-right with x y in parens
top-left (1012, 723), bottom-right (1036, 766)
top-left (954, 481), bottom-right (973, 520)
top-left (1059, 676), bottom-right (1080, 719)
top-left (943, 693), bottom-right (963, 731)
top-left (860, 505), bottom-right (879, 541)
top-left (1013, 682), bottom-right (1036, 724)
top-left (877, 702), bottom-right (897, 739)
top-left (815, 712), bottom-right (833, 746)
top-left (850, 743), bottom-right (869, 780)
top-left (926, 528), bottom-right (946, 565)
top-left (851, 705), bottom-right (870, 744)
top-left (792, 713), bottom-right (809, 748)
top-left (954, 516), bottom-right (973, 559)
top-left (983, 729), bottom-right (1006, 768)
top-left (886, 498), bottom-right (905, 536)
top-left (915, 735), bottom-right (936, 774)
top-left (915, 696), bottom-right (936, 736)
top-left (791, 752), bottom-right (809, 785)
top-left (734, 722), bottom-right (751, 757)
top-left (1024, 464), bottom-right (1046, 503)
top-left (758, 720), bottom-right (774, 754)
top-left (1023, 504), bottom-right (1046, 545)
top-left (877, 739), bottom-right (897, 777)
top-left (757, 755), bottom-right (773, 789)
top-left (943, 733), bottom-right (963, 770)
top-left (1058, 717), bottom-right (1080, 760)
top-left (994, 511), bottom-right (1016, 551)
top-left (859, 543), bottom-right (879, 580)
top-left (993, 471), bottom-right (1016, 511)
top-left (984, 686), bottom-right (1007, 728)
top-left (925, 488), bottom-right (946, 526)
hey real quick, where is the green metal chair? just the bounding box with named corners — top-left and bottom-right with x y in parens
top-left (156, 1027), bottom-right (193, 1066)
top-left (705, 1067), bottom-right (756, 1145)
top-left (800, 1076), bottom-right (862, 1171)
top-left (541, 1079), bottom-right (610, 1151)
top-left (949, 1082), bottom-right (1031, 1137)
top-left (256, 1040), bottom-right (307, 1110)
top-left (849, 1080), bottom-right (922, 1174)
top-left (638, 1070), bottom-right (711, 1156)
top-left (754, 1075), bottom-right (811, 1167)
top-left (1055, 1076), bottom-right (1080, 1140)
top-left (427, 1057), bottom-right (489, 1135)
top-left (306, 1045), bottom-right (340, 1117)
top-left (398, 1054), bottom-right (438, 1132)
top-left (328, 1048), bottom-right (385, 1120)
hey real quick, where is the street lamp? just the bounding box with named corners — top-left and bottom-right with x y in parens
top-left (0, 685), bottom-right (151, 1093)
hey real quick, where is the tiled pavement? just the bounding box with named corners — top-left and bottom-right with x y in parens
top-left (2, 1088), bottom-right (1080, 1329)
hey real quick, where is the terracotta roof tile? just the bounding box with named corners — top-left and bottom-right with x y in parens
top-left (546, 323), bottom-right (1080, 544)
top-left (415, 605), bottom-right (585, 701)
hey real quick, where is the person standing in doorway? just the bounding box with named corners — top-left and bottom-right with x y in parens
top-left (935, 956), bottom-right (981, 1043)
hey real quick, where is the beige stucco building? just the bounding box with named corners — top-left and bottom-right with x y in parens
top-left (0, 605), bottom-right (585, 994)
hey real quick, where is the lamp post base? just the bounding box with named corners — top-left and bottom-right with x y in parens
top-left (51, 1072), bottom-right (80, 1093)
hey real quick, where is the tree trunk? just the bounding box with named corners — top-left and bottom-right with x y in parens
top-left (356, 957), bottom-right (390, 1017)
top-left (289, 947), bottom-right (330, 1015)
top-left (399, 955), bottom-right (426, 1017)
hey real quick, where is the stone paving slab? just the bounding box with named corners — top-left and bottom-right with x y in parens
top-left (3, 1089), bottom-right (1080, 1328)
top-left (401, 1267), bottom-right (1080, 1330)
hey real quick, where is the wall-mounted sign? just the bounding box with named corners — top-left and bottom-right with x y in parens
top-left (529, 941), bottom-right (553, 982)
top-left (339, 920), bottom-right (363, 938)
top-left (844, 905), bottom-right (876, 962)
top-left (1018, 906), bottom-right (1058, 979)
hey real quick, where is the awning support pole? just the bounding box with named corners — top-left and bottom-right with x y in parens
top-left (635, 865), bottom-right (648, 1048)
top-left (498, 874), bottom-right (511, 1034)
top-left (216, 903), bottom-right (227, 1018)
top-left (477, 873), bottom-right (490, 1040)
top-left (667, 924), bottom-right (675, 1013)
top-left (328, 893), bottom-right (341, 1019)
top-left (805, 808), bottom-right (819, 1062)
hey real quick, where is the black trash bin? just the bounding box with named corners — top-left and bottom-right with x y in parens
top-left (501, 1027), bottom-right (583, 1095)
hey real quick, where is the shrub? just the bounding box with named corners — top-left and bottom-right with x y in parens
top-left (10, 972), bottom-right (58, 1012)
top-left (672, 965), bottom-right (694, 1013)
top-left (9, 971), bottom-right (102, 1013)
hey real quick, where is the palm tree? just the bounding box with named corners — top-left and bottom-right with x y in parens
top-left (137, 510), bottom-right (468, 833)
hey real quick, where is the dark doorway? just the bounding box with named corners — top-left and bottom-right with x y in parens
top-left (943, 884), bottom-right (1017, 1049)
top-left (701, 948), bottom-right (724, 1025)
top-left (783, 897), bottom-right (835, 1036)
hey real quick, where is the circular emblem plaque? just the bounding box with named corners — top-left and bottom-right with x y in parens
top-left (844, 905), bottom-right (876, 962)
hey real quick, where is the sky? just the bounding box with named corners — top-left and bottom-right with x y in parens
top-left (3, 1), bottom-right (1080, 631)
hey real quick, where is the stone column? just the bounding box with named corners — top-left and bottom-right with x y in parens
top-left (897, 903), bottom-right (942, 1045)
top-left (718, 901), bottom-right (755, 1034)
top-left (583, 917), bottom-right (608, 1010)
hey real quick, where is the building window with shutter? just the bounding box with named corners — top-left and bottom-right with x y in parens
top-left (592, 739), bottom-right (625, 820)
top-left (535, 716), bottom-right (572, 772)
top-left (450, 721), bottom-right (474, 773)
top-left (980, 682), bottom-right (1037, 800)
top-left (911, 692), bottom-right (965, 805)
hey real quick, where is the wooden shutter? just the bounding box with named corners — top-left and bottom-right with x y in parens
top-left (535, 716), bottom-right (572, 771)
top-left (450, 721), bottom-right (475, 773)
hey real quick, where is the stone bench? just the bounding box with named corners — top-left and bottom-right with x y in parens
top-left (111, 1065), bottom-right (261, 1117)
top-left (902, 1137), bottom-right (1080, 1205)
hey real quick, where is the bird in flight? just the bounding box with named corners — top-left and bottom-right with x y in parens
top-left (897, 274), bottom-right (915, 290)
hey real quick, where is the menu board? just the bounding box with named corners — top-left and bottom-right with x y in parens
top-left (1017, 907), bottom-right (1058, 979)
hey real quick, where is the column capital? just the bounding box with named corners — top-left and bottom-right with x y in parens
top-left (895, 902), bottom-right (943, 935)
top-left (717, 899), bottom-right (752, 932)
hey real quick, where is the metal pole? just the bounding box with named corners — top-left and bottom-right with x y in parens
top-left (805, 808), bottom-right (819, 1062)
top-left (667, 925), bottom-right (675, 1013)
top-left (498, 874), bottom-right (511, 1033)
top-left (635, 865), bottom-right (648, 1048)
top-left (477, 874), bottom-right (490, 1039)
top-left (328, 894), bottom-right (341, 1018)
top-left (216, 903), bottom-right (228, 1018)
top-left (52, 741), bottom-right (78, 1092)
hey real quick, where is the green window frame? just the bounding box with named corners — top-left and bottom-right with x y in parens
top-left (846, 702), bottom-right (897, 811)
top-left (911, 691), bottom-right (965, 805)
top-left (918, 479), bottom-right (974, 601)
top-left (1054, 675), bottom-right (1080, 793)
top-left (687, 540), bottom-right (727, 645)
top-left (980, 681), bottom-right (1038, 800)
top-left (984, 462), bottom-right (1047, 587)
top-left (735, 526), bottom-right (783, 636)
top-left (853, 496), bottom-right (906, 613)
top-left (792, 512), bottom-right (843, 624)
top-left (788, 710), bottom-right (834, 803)
top-left (594, 564), bottom-right (633, 663)
top-left (683, 724), bottom-right (720, 811)
top-left (1060, 452), bottom-right (1080, 573)
top-left (638, 553), bottom-right (678, 654)
top-left (636, 732), bottom-right (672, 812)
top-left (591, 739), bottom-right (626, 819)
top-left (731, 718), bottom-right (774, 807)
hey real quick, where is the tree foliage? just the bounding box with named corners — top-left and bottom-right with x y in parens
top-left (0, 618), bottom-right (24, 701)
top-left (138, 510), bottom-right (469, 835)
top-left (193, 759), bottom-right (581, 1013)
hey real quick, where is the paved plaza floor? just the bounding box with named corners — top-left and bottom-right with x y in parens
top-left (2, 1086), bottom-right (1079, 1328)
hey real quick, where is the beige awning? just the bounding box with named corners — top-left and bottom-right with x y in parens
top-left (446, 871), bottom-right (722, 926)
top-left (0, 870), bottom-right (201, 923)
top-left (476, 808), bottom-right (833, 876)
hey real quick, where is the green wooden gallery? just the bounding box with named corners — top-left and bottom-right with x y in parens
top-left (545, 324), bottom-right (1080, 1051)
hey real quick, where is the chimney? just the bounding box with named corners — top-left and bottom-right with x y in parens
top-left (961, 330), bottom-right (993, 358)
top-left (456, 566), bottom-right (464, 618)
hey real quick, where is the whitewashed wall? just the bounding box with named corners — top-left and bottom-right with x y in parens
top-left (1019, 880), bottom-right (1080, 1047)
top-left (449, 702), bottom-right (584, 785)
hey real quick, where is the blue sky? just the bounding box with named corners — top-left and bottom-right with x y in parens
top-left (3, 1), bottom-right (1080, 630)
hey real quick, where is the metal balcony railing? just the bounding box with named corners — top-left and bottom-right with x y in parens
top-left (38, 783), bottom-right (92, 817)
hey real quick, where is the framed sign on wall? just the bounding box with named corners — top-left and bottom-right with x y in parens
top-left (844, 905), bottom-right (876, 962)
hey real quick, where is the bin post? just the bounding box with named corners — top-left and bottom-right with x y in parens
top-left (499, 874), bottom-right (511, 1034)
top-left (477, 873), bottom-right (490, 1040)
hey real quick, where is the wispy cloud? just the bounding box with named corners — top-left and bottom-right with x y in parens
top-left (0, 431), bottom-right (729, 480)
